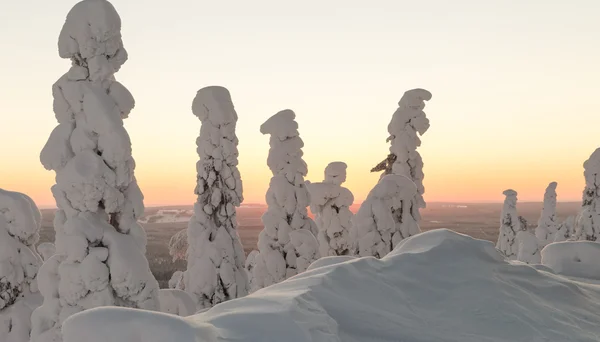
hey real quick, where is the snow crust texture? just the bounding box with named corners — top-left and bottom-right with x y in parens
top-left (496, 189), bottom-right (519, 259)
top-left (62, 229), bottom-right (600, 342)
top-left (576, 148), bottom-right (600, 241)
top-left (541, 241), bottom-right (600, 280)
top-left (183, 86), bottom-right (248, 309)
top-left (33, 1), bottom-right (159, 341)
top-left (351, 174), bottom-right (419, 258)
top-left (0, 189), bottom-right (43, 342)
top-left (306, 162), bottom-right (354, 256)
top-left (535, 182), bottom-right (558, 246)
top-left (250, 110), bottom-right (319, 291)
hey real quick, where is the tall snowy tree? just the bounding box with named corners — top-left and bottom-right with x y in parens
top-left (250, 110), bottom-right (319, 291)
top-left (371, 89), bottom-right (431, 212)
top-left (0, 189), bottom-right (43, 342)
top-left (351, 174), bottom-right (419, 258)
top-left (575, 148), bottom-right (600, 241)
top-left (306, 162), bottom-right (354, 257)
top-left (183, 86), bottom-right (248, 309)
top-left (32, 1), bottom-right (159, 340)
top-left (535, 182), bottom-right (559, 246)
top-left (496, 189), bottom-right (519, 259)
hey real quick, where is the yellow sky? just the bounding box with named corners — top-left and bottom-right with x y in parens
top-left (1, 0), bottom-right (599, 208)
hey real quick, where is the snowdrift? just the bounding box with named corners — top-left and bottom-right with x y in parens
top-left (541, 240), bottom-right (600, 280)
top-left (63, 229), bottom-right (600, 342)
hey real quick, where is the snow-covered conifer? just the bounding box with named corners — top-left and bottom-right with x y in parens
top-left (351, 174), bottom-right (419, 258)
top-left (496, 189), bottom-right (519, 259)
top-left (168, 271), bottom-right (184, 290)
top-left (554, 216), bottom-right (576, 242)
top-left (183, 86), bottom-right (248, 309)
top-left (32, 2), bottom-right (159, 340)
top-left (371, 89), bottom-right (431, 213)
top-left (250, 110), bottom-right (319, 291)
top-left (575, 148), bottom-right (600, 241)
top-left (516, 216), bottom-right (541, 264)
top-left (535, 182), bottom-right (559, 246)
top-left (0, 189), bottom-right (43, 342)
top-left (37, 243), bottom-right (56, 262)
top-left (306, 162), bottom-right (354, 256)
top-left (168, 229), bottom-right (188, 263)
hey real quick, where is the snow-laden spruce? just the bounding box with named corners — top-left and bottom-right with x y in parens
top-left (168, 229), bottom-right (188, 263)
top-left (515, 216), bottom-right (541, 264)
top-left (182, 86), bottom-right (248, 309)
top-left (0, 189), bottom-right (43, 342)
top-left (496, 189), bottom-right (519, 259)
top-left (535, 182), bottom-right (559, 246)
top-left (351, 174), bottom-right (419, 258)
top-left (32, 1), bottom-right (159, 341)
top-left (575, 148), bottom-right (600, 241)
top-left (306, 162), bottom-right (354, 256)
top-left (249, 110), bottom-right (319, 291)
top-left (554, 216), bottom-right (576, 242)
top-left (371, 89), bottom-right (431, 214)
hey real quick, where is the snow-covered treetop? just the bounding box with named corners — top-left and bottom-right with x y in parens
top-left (583, 148), bottom-right (600, 209)
top-left (503, 189), bottom-right (517, 198)
top-left (324, 162), bottom-right (347, 186)
top-left (0, 189), bottom-right (41, 247)
top-left (387, 89), bottom-right (431, 146)
top-left (58, 0), bottom-right (127, 80)
top-left (192, 86), bottom-right (238, 126)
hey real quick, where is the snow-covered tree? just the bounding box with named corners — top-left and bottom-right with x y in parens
top-left (351, 174), bottom-right (419, 258)
top-left (516, 216), bottom-right (541, 264)
top-left (168, 229), bottom-right (188, 263)
top-left (535, 182), bottom-right (559, 246)
top-left (496, 189), bottom-right (519, 259)
top-left (32, 1), bottom-right (159, 340)
top-left (575, 148), bottom-right (600, 241)
top-left (183, 86), bottom-right (248, 309)
top-left (168, 271), bottom-right (184, 290)
top-left (371, 89), bottom-right (431, 214)
top-left (554, 216), bottom-right (576, 242)
top-left (250, 110), bottom-right (319, 291)
top-left (37, 243), bottom-right (56, 262)
top-left (0, 189), bottom-right (43, 342)
top-left (306, 162), bottom-right (354, 257)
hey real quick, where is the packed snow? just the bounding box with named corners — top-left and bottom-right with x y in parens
top-left (157, 289), bottom-right (196, 317)
top-left (541, 240), bottom-right (600, 280)
top-left (182, 86), bottom-right (248, 309)
top-left (306, 162), bottom-right (354, 256)
top-left (249, 110), bottom-right (319, 291)
top-left (575, 148), bottom-right (600, 241)
top-left (0, 189), bottom-right (43, 342)
top-left (62, 229), bottom-right (600, 342)
top-left (496, 189), bottom-right (519, 259)
top-left (33, 1), bottom-right (159, 341)
top-left (535, 181), bottom-right (559, 246)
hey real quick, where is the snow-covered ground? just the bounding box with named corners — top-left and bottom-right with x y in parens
top-left (139, 209), bottom-right (193, 224)
top-left (62, 229), bottom-right (600, 342)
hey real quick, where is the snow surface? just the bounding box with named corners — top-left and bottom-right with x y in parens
top-left (496, 189), bottom-right (519, 259)
top-left (535, 182), bottom-right (559, 246)
top-left (306, 162), bottom-right (354, 256)
top-left (576, 148), bottom-right (600, 241)
top-left (62, 229), bottom-right (600, 342)
top-left (250, 110), bottom-right (319, 291)
top-left (182, 86), bottom-right (248, 309)
top-left (33, 1), bottom-right (159, 340)
top-left (157, 289), bottom-right (196, 317)
top-left (140, 209), bottom-right (192, 224)
top-left (0, 189), bottom-right (43, 342)
top-left (351, 174), bottom-right (419, 258)
top-left (541, 240), bottom-right (600, 280)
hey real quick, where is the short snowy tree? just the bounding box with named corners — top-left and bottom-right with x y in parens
top-left (351, 174), bottom-right (419, 258)
top-left (250, 110), bottom-right (319, 291)
top-left (168, 228), bottom-right (188, 263)
top-left (306, 162), bottom-right (354, 257)
top-left (0, 189), bottom-right (43, 342)
top-left (575, 148), bottom-right (600, 241)
top-left (32, 1), bottom-right (159, 340)
top-left (183, 86), bottom-right (248, 309)
top-left (371, 89), bottom-right (431, 214)
top-left (168, 271), bottom-right (184, 290)
top-left (535, 182), bottom-right (559, 246)
top-left (36, 243), bottom-right (56, 262)
top-left (554, 216), bottom-right (576, 242)
top-left (516, 216), bottom-right (541, 264)
top-left (496, 189), bottom-right (519, 259)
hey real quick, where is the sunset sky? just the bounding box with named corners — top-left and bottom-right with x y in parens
top-left (1, 0), bottom-right (599, 208)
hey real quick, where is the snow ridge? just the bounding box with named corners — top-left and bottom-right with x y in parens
top-left (535, 182), bottom-right (558, 246)
top-left (250, 110), bottom-right (319, 291)
top-left (33, 1), bottom-right (159, 341)
top-left (183, 86), bottom-right (248, 309)
top-left (306, 162), bottom-right (354, 257)
top-left (496, 189), bottom-right (519, 260)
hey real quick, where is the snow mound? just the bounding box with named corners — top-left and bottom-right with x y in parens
top-left (541, 241), bottom-right (600, 280)
top-left (62, 229), bottom-right (600, 342)
top-left (158, 289), bottom-right (196, 317)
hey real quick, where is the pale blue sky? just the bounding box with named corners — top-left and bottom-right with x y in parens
top-left (1, 0), bottom-right (599, 206)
